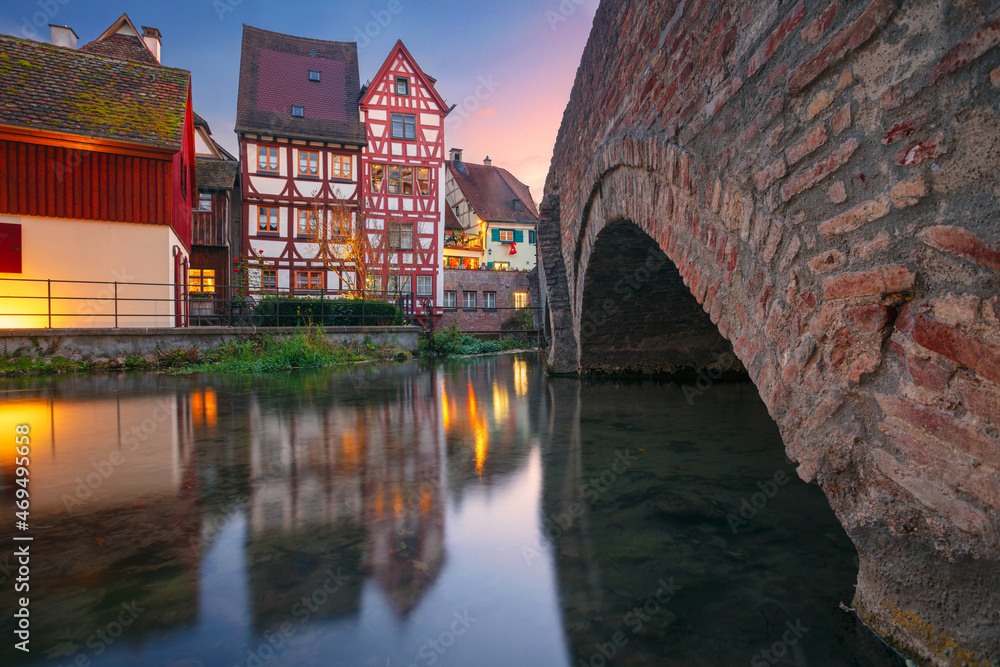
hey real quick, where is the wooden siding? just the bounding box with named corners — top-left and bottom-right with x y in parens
top-left (0, 139), bottom-right (172, 226)
top-left (192, 191), bottom-right (230, 246)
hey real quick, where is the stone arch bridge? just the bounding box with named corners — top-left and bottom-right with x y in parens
top-left (539, 0), bottom-right (1000, 663)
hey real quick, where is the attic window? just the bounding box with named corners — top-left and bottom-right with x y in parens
top-left (291, 105), bottom-right (304, 117)
top-left (396, 77), bottom-right (409, 96)
top-left (308, 70), bottom-right (321, 82)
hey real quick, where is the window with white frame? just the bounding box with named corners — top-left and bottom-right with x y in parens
top-left (514, 292), bottom-right (529, 309)
top-left (416, 275), bottom-right (433, 296)
top-left (483, 291), bottom-right (496, 310)
top-left (443, 291), bottom-right (457, 309)
top-left (198, 192), bottom-right (212, 212)
top-left (462, 291), bottom-right (477, 309)
top-left (498, 229), bottom-right (514, 242)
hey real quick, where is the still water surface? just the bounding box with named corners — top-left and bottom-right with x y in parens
top-left (0, 354), bottom-right (904, 666)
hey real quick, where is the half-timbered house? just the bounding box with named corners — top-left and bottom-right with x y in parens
top-left (359, 40), bottom-right (450, 324)
top-left (235, 26), bottom-right (366, 296)
top-left (0, 15), bottom-right (195, 328)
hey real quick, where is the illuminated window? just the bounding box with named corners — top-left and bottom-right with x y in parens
top-left (446, 256), bottom-right (461, 268)
top-left (295, 270), bottom-right (323, 292)
top-left (331, 154), bottom-right (352, 180)
top-left (198, 192), bottom-right (213, 211)
top-left (391, 113), bottom-right (416, 140)
top-left (443, 291), bottom-right (457, 309)
top-left (308, 70), bottom-right (321, 82)
top-left (383, 165), bottom-right (414, 195)
top-left (366, 273), bottom-right (382, 294)
top-left (298, 150), bottom-right (319, 177)
top-left (262, 269), bottom-right (277, 289)
top-left (189, 269), bottom-right (216, 293)
top-left (483, 291), bottom-right (496, 310)
top-left (498, 229), bottom-right (514, 242)
top-left (370, 164), bottom-right (384, 193)
top-left (389, 222), bottom-right (413, 250)
top-left (462, 257), bottom-right (479, 269)
top-left (396, 77), bottom-right (409, 96)
top-left (417, 167), bottom-right (429, 196)
top-left (493, 261), bottom-right (510, 270)
top-left (416, 275), bottom-right (432, 296)
top-left (257, 146), bottom-right (279, 173)
top-left (291, 105), bottom-right (304, 117)
top-left (400, 166), bottom-right (414, 195)
top-left (462, 291), bottom-right (476, 309)
top-left (297, 210), bottom-right (318, 237)
top-left (514, 292), bottom-right (529, 309)
top-left (257, 207), bottom-right (278, 233)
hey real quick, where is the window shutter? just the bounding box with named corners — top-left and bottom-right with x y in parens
top-left (488, 262), bottom-right (494, 269)
top-left (514, 230), bottom-right (524, 243)
top-left (491, 229), bottom-right (501, 242)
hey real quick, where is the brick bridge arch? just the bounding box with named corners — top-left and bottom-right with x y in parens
top-left (539, 1), bottom-right (1000, 663)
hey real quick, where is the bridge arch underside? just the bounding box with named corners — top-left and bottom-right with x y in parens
top-left (579, 220), bottom-right (745, 379)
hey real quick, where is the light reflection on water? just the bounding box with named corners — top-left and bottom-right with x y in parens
top-left (0, 356), bottom-right (903, 666)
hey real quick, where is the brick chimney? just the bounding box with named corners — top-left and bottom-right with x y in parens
top-left (141, 26), bottom-right (162, 63)
top-left (483, 156), bottom-right (492, 166)
top-left (49, 24), bottom-right (78, 49)
top-left (449, 148), bottom-right (463, 162)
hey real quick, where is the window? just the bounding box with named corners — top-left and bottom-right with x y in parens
top-left (189, 269), bottom-right (215, 293)
top-left (262, 269), bottom-right (277, 289)
top-left (493, 261), bottom-right (510, 270)
top-left (391, 113), bottom-right (416, 140)
top-left (417, 167), bottom-right (429, 196)
top-left (462, 257), bottom-right (479, 269)
top-left (416, 275), bottom-right (433, 296)
top-left (257, 207), bottom-right (278, 234)
top-left (331, 155), bottom-right (352, 180)
top-left (462, 291), bottom-right (477, 309)
top-left (498, 229), bottom-right (514, 242)
top-left (371, 164), bottom-right (384, 193)
top-left (258, 146), bottom-right (279, 173)
top-left (198, 192), bottom-right (213, 212)
top-left (297, 210), bottom-right (318, 237)
top-left (308, 69), bottom-right (321, 82)
top-left (483, 291), bottom-right (496, 310)
top-left (529, 230), bottom-right (536, 244)
top-left (389, 222), bottom-right (413, 250)
top-left (291, 105), bottom-right (304, 117)
top-left (443, 291), bottom-right (457, 309)
top-left (514, 292), bottom-right (529, 309)
top-left (366, 273), bottom-right (383, 294)
top-left (395, 77), bottom-right (409, 96)
top-left (388, 274), bottom-right (411, 295)
top-left (298, 150), bottom-right (319, 177)
top-left (295, 270), bottom-right (323, 292)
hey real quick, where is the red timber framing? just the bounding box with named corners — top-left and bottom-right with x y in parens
top-left (360, 40), bottom-right (449, 327)
top-left (240, 135), bottom-right (363, 293)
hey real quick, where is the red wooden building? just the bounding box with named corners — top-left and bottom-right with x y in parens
top-left (235, 26), bottom-right (366, 296)
top-left (360, 41), bottom-right (450, 326)
top-left (0, 14), bottom-right (195, 328)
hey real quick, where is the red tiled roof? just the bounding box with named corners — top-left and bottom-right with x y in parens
top-left (445, 203), bottom-right (462, 230)
top-left (0, 34), bottom-right (190, 148)
top-left (79, 32), bottom-right (158, 65)
top-left (236, 25), bottom-right (366, 145)
top-left (447, 161), bottom-right (539, 224)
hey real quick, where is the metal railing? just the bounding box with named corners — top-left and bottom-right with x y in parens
top-left (0, 277), bottom-right (543, 334)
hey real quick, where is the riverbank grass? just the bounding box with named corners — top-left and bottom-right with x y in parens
top-left (419, 325), bottom-right (538, 357)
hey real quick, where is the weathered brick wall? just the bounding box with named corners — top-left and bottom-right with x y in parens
top-left (438, 268), bottom-right (540, 331)
top-left (540, 1), bottom-right (1000, 663)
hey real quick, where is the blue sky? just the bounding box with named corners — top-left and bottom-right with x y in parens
top-left (1, 0), bottom-right (599, 200)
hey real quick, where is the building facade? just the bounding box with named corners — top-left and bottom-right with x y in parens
top-left (235, 26), bottom-right (366, 296)
top-left (0, 14), bottom-right (195, 328)
top-left (359, 40), bottom-right (449, 327)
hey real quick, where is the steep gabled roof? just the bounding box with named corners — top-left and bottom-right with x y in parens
top-left (236, 25), bottom-right (366, 145)
top-left (196, 159), bottom-right (238, 190)
top-left (0, 34), bottom-right (190, 148)
top-left (447, 161), bottom-right (539, 225)
top-left (359, 40), bottom-right (448, 112)
top-left (78, 13), bottom-right (159, 65)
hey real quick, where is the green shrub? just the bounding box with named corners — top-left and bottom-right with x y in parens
top-left (252, 296), bottom-right (404, 327)
top-left (500, 308), bottom-right (534, 331)
top-left (420, 325), bottom-right (533, 357)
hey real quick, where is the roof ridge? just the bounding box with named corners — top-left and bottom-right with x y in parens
top-left (242, 24), bottom-right (358, 49)
top-left (0, 34), bottom-right (189, 74)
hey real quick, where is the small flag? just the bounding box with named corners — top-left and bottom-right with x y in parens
top-left (509, 242), bottom-right (517, 255)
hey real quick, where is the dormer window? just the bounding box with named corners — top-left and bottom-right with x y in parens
top-left (291, 105), bottom-right (304, 117)
top-left (308, 70), bottom-right (321, 82)
top-left (395, 77), bottom-right (409, 96)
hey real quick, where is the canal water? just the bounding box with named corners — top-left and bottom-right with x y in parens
top-left (0, 354), bottom-right (905, 667)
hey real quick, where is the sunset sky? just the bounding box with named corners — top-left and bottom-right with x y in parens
top-left (1, 0), bottom-right (599, 203)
